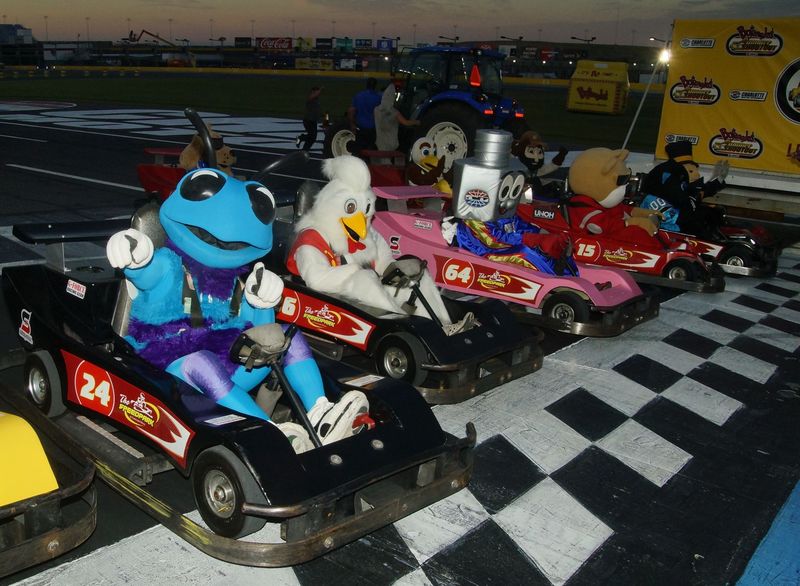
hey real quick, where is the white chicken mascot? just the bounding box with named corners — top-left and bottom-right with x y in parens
top-left (287, 156), bottom-right (458, 328)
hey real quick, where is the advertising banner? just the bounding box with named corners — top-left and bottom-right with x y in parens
top-left (257, 37), bottom-right (292, 51)
top-left (657, 17), bottom-right (800, 174)
top-left (295, 57), bottom-right (334, 70)
top-left (567, 60), bottom-right (630, 114)
top-left (376, 39), bottom-right (394, 51)
top-left (315, 37), bottom-right (333, 50)
top-left (234, 37), bottom-right (252, 48)
top-left (335, 37), bottom-right (353, 51)
top-left (355, 38), bottom-right (373, 49)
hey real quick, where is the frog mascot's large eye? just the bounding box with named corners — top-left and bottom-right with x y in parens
top-left (247, 184), bottom-right (276, 225)
top-left (180, 169), bottom-right (226, 201)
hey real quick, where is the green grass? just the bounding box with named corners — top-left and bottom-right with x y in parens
top-left (1, 73), bottom-right (663, 151)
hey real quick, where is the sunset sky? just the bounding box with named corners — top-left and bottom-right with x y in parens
top-left (2, 0), bottom-right (798, 46)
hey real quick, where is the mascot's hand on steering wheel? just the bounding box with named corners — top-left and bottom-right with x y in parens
top-left (244, 261), bottom-right (284, 309)
top-left (107, 228), bottom-right (155, 270)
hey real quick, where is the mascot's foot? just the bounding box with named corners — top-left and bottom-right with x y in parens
top-left (308, 391), bottom-right (370, 445)
top-left (276, 422), bottom-right (314, 454)
top-left (443, 311), bottom-right (478, 336)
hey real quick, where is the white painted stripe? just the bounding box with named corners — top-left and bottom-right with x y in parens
top-left (0, 133), bottom-right (47, 142)
top-left (76, 415), bottom-right (145, 459)
top-left (5, 163), bottom-right (141, 191)
top-left (596, 419), bottom-right (692, 487)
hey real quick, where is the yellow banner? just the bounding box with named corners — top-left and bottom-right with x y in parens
top-left (657, 17), bottom-right (800, 175)
top-left (294, 57), bottom-right (334, 71)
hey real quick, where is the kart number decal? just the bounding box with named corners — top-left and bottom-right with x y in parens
top-left (277, 287), bottom-right (375, 350)
top-left (61, 350), bottom-right (195, 467)
top-left (435, 255), bottom-right (542, 302)
top-left (442, 259), bottom-right (476, 287)
top-left (575, 240), bottom-right (601, 263)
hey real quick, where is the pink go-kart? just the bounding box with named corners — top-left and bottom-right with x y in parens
top-left (371, 185), bottom-right (659, 337)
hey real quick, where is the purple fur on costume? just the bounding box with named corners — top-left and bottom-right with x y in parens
top-left (128, 319), bottom-right (239, 374)
top-left (165, 239), bottom-right (243, 300)
top-left (282, 324), bottom-right (313, 365)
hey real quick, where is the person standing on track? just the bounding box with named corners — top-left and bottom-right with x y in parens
top-left (347, 77), bottom-right (381, 155)
top-left (296, 86), bottom-right (323, 152)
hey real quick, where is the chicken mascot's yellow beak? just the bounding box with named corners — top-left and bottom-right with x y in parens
top-left (340, 211), bottom-right (368, 244)
top-left (419, 154), bottom-right (439, 171)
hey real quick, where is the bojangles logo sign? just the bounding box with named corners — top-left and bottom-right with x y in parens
top-left (670, 75), bottom-right (721, 105)
top-left (709, 127), bottom-right (763, 159)
top-left (726, 25), bottom-right (782, 56)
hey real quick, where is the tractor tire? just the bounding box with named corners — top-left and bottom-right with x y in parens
top-left (322, 120), bottom-right (355, 158)
top-left (417, 103), bottom-right (489, 171)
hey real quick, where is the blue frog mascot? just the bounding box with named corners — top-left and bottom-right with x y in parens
top-left (107, 165), bottom-right (367, 453)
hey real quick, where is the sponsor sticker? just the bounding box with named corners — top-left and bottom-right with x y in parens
top-left (345, 374), bottom-right (384, 387)
top-left (665, 134), bottom-right (699, 145)
top-left (533, 208), bottom-right (556, 220)
top-left (679, 38), bottom-right (715, 49)
top-left (413, 219), bottom-right (434, 230)
top-left (726, 25), bottom-right (782, 56)
top-left (729, 90), bottom-right (767, 102)
top-left (389, 235), bottom-right (401, 252)
top-left (709, 128), bottom-right (763, 159)
top-left (775, 58), bottom-right (800, 125)
top-left (18, 309), bottom-right (33, 344)
top-left (670, 75), bottom-right (720, 105)
top-left (202, 414), bottom-right (247, 426)
top-left (464, 189), bottom-right (490, 208)
top-left (66, 279), bottom-right (87, 299)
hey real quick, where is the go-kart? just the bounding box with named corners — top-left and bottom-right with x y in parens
top-left (517, 196), bottom-right (726, 293)
top-left (0, 381), bottom-right (96, 578)
top-left (370, 185), bottom-right (659, 336)
top-left (625, 174), bottom-right (780, 277)
top-left (0, 162), bottom-right (473, 566)
top-left (266, 185), bottom-right (544, 405)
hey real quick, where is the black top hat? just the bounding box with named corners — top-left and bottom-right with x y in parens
top-left (665, 140), bottom-right (694, 162)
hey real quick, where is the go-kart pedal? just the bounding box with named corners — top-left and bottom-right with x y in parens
top-left (308, 390), bottom-right (369, 445)
top-left (442, 311), bottom-right (478, 336)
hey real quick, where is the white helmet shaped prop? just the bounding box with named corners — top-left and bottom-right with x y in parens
top-left (295, 155), bottom-right (377, 256)
top-left (452, 129), bottom-right (527, 222)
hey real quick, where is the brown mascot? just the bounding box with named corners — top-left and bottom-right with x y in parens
top-left (179, 125), bottom-right (237, 176)
top-left (567, 147), bottom-right (662, 247)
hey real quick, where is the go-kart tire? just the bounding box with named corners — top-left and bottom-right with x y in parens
top-left (718, 245), bottom-right (753, 269)
top-left (322, 121), bottom-right (355, 158)
top-left (192, 446), bottom-right (267, 538)
top-left (543, 292), bottom-right (591, 326)
top-left (375, 333), bottom-right (427, 386)
top-left (664, 259), bottom-right (697, 282)
top-left (417, 103), bottom-right (489, 169)
top-left (24, 350), bottom-right (65, 417)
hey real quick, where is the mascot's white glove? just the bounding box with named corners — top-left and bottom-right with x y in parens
top-left (441, 216), bottom-right (458, 245)
top-left (244, 262), bottom-right (284, 309)
top-left (107, 229), bottom-right (154, 270)
top-left (711, 160), bottom-right (730, 184)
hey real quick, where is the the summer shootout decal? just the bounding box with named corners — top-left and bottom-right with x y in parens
top-left (726, 25), bottom-right (783, 56)
top-left (435, 255), bottom-right (542, 301)
top-left (60, 350), bottom-right (195, 466)
top-left (277, 287), bottom-right (375, 350)
top-left (670, 75), bottom-right (721, 105)
top-left (775, 58), bottom-right (800, 125)
top-left (709, 128), bottom-right (764, 159)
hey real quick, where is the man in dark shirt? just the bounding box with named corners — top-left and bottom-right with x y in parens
top-left (347, 77), bottom-right (381, 155)
top-left (296, 86), bottom-right (323, 151)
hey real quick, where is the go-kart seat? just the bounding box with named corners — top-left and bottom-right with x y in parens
top-left (111, 202), bottom-right (166, 338)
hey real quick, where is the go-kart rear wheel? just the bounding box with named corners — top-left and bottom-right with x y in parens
top-left (543, 292), bottom-right (590, 327)
top-left (24, 351), bottom-right (65, 417)
top-left (664, 259), bottom-right (697, 281)
top-left (719, 245), bottom-right (753, 268)
top-left (375, 333), bottom-right (427, 386)
top-left (192, 446), bottom-right (267, 538)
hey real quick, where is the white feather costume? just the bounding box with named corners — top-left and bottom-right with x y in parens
top-left (290, 156), bottom-right (452, 323)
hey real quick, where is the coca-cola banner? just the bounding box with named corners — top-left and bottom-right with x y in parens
top-left (257, 37), bottom-right (293, 52)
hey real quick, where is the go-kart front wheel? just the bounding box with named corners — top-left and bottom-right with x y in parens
top-left (718, 245), bottom-right (753, 268)
top-left (664, 259), bottom-right (697, 282)
top-left (24, 350), bottom-right (66, 417)
top-left (543, 292), bottom-right (590, 326)
top-left (375, 333), bottom-right (427, 386)
top-left (192, 446), bottom-right (267, 538)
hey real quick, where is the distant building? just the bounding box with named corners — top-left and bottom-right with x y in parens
top-left (0, 24), bottom-right (34, 45)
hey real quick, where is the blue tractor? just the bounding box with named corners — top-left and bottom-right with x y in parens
top-left (324, 46), bottom-right (528, 168)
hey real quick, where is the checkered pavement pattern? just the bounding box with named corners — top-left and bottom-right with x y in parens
top-left (11, 253), bottom-right (800, 586)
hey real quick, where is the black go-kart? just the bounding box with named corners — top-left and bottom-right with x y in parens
top-left (0, 127), bottom-right (474, 566)
top-left (266, 186), bottom-right (543, 405)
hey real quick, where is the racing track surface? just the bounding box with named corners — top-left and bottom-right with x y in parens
top-left (1, 102), bottom-right (800, 585)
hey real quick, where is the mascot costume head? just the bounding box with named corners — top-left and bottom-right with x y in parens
top-left (566, 147), bottom-right (661, 245)
top-left (180, 125), bottom-right (237, 176)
